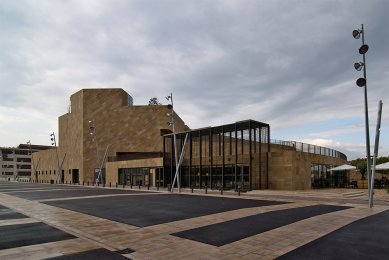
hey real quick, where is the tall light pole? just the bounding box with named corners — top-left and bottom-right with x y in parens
top-left (353, 24), bottom-right (372, 207)
top-left (166, 93), bottom-right (179, 191)
top-left (26, 140), bottom-right (35, 181)
top-left (50, 133), bottom-right (62, 183)
top-left (88, 120), bottom-right (102, 184)
top-left (0, 155), bottom-right (3, 179)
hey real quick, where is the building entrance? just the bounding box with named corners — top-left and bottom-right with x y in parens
top-left (118, 168), bottom-right (151, 186)
top-left (72, 169), bottom-right (79, 184)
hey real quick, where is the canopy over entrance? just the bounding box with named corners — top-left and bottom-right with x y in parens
top-left (329, 164), bottom-right (356, 171)
top-left (375, 162), bottom-right (389, 170)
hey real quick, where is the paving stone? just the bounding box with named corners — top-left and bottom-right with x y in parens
top-left (1, 182), bottom-right (389, 259)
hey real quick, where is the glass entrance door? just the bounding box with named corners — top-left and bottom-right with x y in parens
top-left (236, 164), bottom-right (250, 190)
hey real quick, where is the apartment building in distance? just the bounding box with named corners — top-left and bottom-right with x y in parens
top-left (0, 144), bottom-right (51, 181)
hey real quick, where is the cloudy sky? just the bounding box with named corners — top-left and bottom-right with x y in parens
top-left (0, 0), bottom-right (388, 160)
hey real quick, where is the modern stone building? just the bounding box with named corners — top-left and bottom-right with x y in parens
top-left (32, 88), bottom-right (348, 190)
top-left (32, 88), bottom-right (188, 184)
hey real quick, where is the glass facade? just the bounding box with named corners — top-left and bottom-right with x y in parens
top-left (163, 120), bottom-right (270, 191)
top-left (311, 163), bottom-right (349, 188)
top-left (118, 168), bottom-right (150, 186)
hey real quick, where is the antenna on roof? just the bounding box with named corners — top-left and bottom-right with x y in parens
top-left (67, 100), bottom-right (71, 114)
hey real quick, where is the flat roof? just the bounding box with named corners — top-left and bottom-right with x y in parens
top-left (165, 119), bottom-right (269, 137)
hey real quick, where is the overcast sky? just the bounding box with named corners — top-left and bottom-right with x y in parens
top-left (0, 0), bottom-right (388, 160)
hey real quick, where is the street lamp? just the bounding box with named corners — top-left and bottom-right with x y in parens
top-left (353, 24), bottom-right (372, 207)
top-left (166, 93), bottom-right (179, 191)
top-left (26, 140), bottom-right (36, 182)
top-left (0, 155), bottom-right (3, 178)
top-left (50, 133), bottom-right (62, 183)
top-left (88, 120), bottom-right (102, 184)
top-left (88, 120), bottom-right (99, 161)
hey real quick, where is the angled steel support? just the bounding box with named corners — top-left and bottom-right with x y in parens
top-left (369, 100), bottom-right (383, 208)
top-left (171, 133), bottom-right (189, 192)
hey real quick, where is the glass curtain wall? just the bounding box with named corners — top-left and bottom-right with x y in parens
top-left (311, 164), bottom-right (349, 188)
top-left (163, 120), bottom-right (270, 191)
top-left (118, 168), bottom-right (151, 186)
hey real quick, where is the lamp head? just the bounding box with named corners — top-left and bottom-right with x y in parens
top-left (354, 62), bottom-right (364, 71)
top-left (353, 29), bottom-right (362, 39)
top-left (167, 104), bottom-right (173, 110)
top-left (359, 44), bottom-right (369, 55)
top-left (356, 78), bottom-right (366, 87)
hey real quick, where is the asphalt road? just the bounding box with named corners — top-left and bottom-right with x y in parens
top-left (44, 193), bottom-right (287, 227)
top-left (6, 187), bottom-right (150, 200)
top-left (174, 204), bottom-right (351, 246)
top-left (0, 222), bottom-right (75, 250)
top-left (278, 209), bottom-right (389, 259)
top-left (1, 181), bottom-right (389, 259)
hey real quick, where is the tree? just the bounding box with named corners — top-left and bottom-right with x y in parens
top-left (148, 97), bottom-right (161, 106)
top-left (350, 156), bottom-right (389, 180)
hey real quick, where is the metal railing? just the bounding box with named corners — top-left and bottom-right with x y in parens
top-left (271, 139), bottom-right (347, 160)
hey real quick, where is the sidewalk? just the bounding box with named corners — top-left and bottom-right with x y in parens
top-left (1, 182), bottom-right (389, 259)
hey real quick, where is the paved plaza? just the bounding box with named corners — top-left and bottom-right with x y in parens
top-left (0, 182), bottom-right (389, 259)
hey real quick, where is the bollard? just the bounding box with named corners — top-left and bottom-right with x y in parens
top-left (98, 183), bottom-right (100, 187)
top-left (109, 182), bottom-right (111, 188)
top-left (130, 183), bottom-right (133, 189)
top-left (191, 186), bottom-right (194, 193)
top-left (220, 187), bottom-right (223, 195)
top-left (123, 184), bottom-right (125, 189)
top-left (157, 184), bottom-right (159, 191)
top-left (103, 182), bottom-right (105, 188)
top-left (87, 181), bottom-right (89, 186)
top-left (116, 182), bottom-right (118, 188)
top-left (238, 187), bottom-right (241, 196)
top-left (205, 185), bottom-right (208, 194)
top-left (138, 183), bottom-right (141, 190)
top-left (147, 184), bottom-right (150, 190)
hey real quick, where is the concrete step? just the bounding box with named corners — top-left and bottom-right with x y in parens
top-left (343, 191), bottom-right (366, 198)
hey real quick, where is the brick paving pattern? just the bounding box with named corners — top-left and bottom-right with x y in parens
top-left (0, 182), bottom-right (388, 259)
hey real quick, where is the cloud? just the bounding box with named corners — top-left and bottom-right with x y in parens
top-left (0, 0), bottom-right (387, 159)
